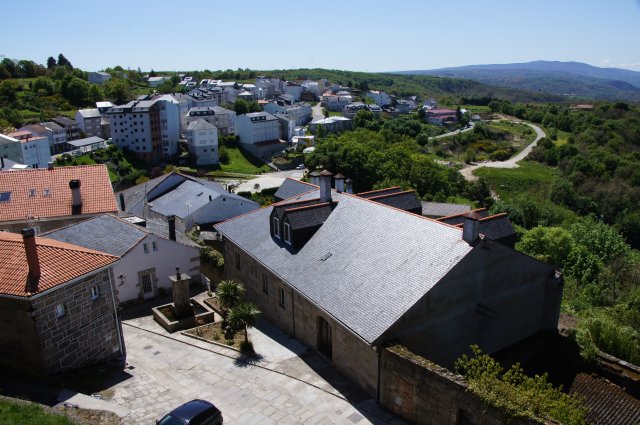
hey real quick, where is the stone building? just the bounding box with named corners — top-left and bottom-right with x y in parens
top-left (216, 172), bottom-right (563, 397)
top-left (0, 229), bottom-right (123, 375)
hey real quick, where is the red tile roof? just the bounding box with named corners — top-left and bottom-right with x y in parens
top-left (0, 231), bottom-right (118, 297)
top-left (0, 165), bottom-right (118, 223)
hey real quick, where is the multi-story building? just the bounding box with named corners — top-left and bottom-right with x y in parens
top-left (107, 100), bottom-right (163, 163)
top-left (321, 93), bottom-right (353, 111)
top-left (75, 108), bottom-right (102, 138)
top-left (40, 122), bottom-right (68, 153)
top-left (155, 95), bottom-right (180, 158)
top-left (1, 132), bottom-right (51, 169)
top-left (52, 116), bottom-right (80, 140)
top-left (308, 116), bottom-right (353, 135)
top-left (366, 90), bottom-right (391, 107)
top-left (185, 118), bottom-right (218, 166)
top-left (262, 102), bottom-right (312, 126)
top-left (283, 82), bottom-right (303, 101)
top-left (234, 112), bottom-right (282, 159)
top-left (186, 106), bottom-right (236, 137)
top-left (88, 71), bottom-right (112, 84)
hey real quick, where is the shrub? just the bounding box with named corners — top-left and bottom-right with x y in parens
top-left (239, 340), bottom-right (255, 354)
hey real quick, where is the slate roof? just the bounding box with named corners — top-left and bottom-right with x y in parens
top-left (0, 231), bottom-right (118, 298)
top-left (0, 165), bottom-right (118, 223)
top-left (67, 136), bottom-right (105, 148)
top-left (356, 187), bottom-right (403, 199)
top-left (437, 210), bottom-right (516, 243)
top-left (216, 190), bottom-right (472, 345)
top-left (115, 173), bottom-right (168, 216)
top-left (421, 202), bottom-right (471, 218)
top-left (53, 116), bottom-right (77, 126)
top-left (436, 208), bottom-right (490, 226)
top-left (77, 109), bottom-right (101, 119)
top-left (274, 178), bottom-right (318, 201)
top-left (284, 203), bottom-right (334, 230)
top-left (366, 190), bottom-right (422, 213)
top-left (186, 118), bottom-right (215, 131)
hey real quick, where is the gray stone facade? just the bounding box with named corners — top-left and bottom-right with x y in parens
top-left (0, 267), bottom-right (123, 375)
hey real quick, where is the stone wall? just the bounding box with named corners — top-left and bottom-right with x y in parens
top-left (380, 346), bottom-right (545, 425)
top-left (0, 297), bottom-right (43, 375)
top-left (31, 268), bottom-right (122, 373)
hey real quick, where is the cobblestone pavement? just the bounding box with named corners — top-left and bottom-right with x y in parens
top-left (110, 314), bottom-right (407, 425)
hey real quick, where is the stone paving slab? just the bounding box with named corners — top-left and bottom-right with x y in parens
top-left (110, 318), bottom-right (407, 424)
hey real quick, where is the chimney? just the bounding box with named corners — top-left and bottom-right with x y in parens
top-left (462, 213), bottom-right (481, 245)
top-left (22, 228), bottom-right (41, 291)
top-left (69, 179), bottom-right (82, 214)
top-left (334, 173), bottom-right (345, 193)
top-left (168, 215), bottom-right (176, 241)
top-left (320, 170), bottom-right (332, 203)
top-left (345, 178), bottom-right (354, 194)
top-left (119, 193), bottom-right (126, 211)
top-left (309, 170), bottom-right (322, 186)
top-left (0, 157), bottom-right (4, 169)
top-left (47, 162), bottom-right (54, 170)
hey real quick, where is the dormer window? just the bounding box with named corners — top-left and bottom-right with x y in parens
top-left (284, 221), bottom-right (291, 245)
top-left (273, 216), bottom-right (280, 238)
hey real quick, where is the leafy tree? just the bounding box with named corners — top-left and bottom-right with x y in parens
top-left (517, 226), bottom-right (574, 266)
top-left (32, 77), bottom-right (55, 96)
top-left (57, 53), bottom-right (72, 69)
top-left (18, 60), bottom-right (41, 78)
top-left (60, 76), bottom-right (90, 106)
top-left (88, 84), bottom-right (104, 103)
top-left (215, 280), bottom-right (245, 316)
top-left (228, 302), bottom-right (261, 343)
top-left (104, 78), bottom-right (131, 104)
top-left (353, 109), bottom-right (375, 129)
top-left (46, 56), bottom-right (57, 69)
top-left (0, 80), bottom-right (19, 104)
top-left (1, 59), bottom-right (18, 78)
top-left (52, 66), bottom-right (68, 80)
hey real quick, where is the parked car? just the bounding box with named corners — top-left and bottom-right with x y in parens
top-left (157, 399), bottom-right (223, 425)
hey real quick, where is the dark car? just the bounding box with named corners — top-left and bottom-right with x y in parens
top-left (157, 399), bottom-right (223, 425)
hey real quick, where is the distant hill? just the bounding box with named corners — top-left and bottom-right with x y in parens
top-left (396, 61), bottom-right (640, 102)
top-left (268, 68), bottom-right (565, 103)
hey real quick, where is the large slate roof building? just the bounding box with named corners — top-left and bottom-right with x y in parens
top-left (217, 172), bottom-right (563, 396)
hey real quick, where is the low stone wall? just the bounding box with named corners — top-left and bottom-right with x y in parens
top-left (379, 346), bottom-right (545, 425)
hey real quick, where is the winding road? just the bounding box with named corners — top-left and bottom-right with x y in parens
top-left (459, 122), bottom-right (546, 181)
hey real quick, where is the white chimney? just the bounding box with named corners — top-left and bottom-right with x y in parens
top-left (320, 170), bottom-right (332, 202)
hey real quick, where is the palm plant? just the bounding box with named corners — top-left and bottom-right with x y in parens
top-left (215, 280), bottom-right (245, 317)
top-left (228, 302), bottom-right (261, 343)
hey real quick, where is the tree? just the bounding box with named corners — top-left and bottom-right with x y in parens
top-left (104, 78), bottom-right (131, 104)
top-left (517, 226), bottom-right (574, 266)
top-left (353, 109), bottom-right (375, 128)
top-left (228, 302), bottom-right (261, 343)
top-left (60, 76), bottom-right (90, 106)
top-left (215, 280), bottom-right (245, 316)
top-left (0, 80), bottom-right (19, 104)
top-left (46, 56), bottom-right (57, 69)
top-left (234, 98), bottom-right (249, 115)
top-left (32, 77), bottom-right (55, 96)
top-left (57, 53), bottom-right (72, 69)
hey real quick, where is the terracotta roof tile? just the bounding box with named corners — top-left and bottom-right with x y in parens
top-left (0, 231), bottom-right (118, 297)
top-left (0, 165), bottom-right (118, 223)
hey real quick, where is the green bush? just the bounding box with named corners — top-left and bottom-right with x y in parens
top-left (455, 345), bottom-right (586, 425)
top-left (576, 313), bottom-right (640, 364)
top-left (201, 246), bottom-right (224, 268)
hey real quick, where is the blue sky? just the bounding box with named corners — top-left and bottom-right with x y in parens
top-left (2, 0), bottom-right (640, 72)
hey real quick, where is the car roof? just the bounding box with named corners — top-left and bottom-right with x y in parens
top-left (170, 399), bottom-right (219, 420)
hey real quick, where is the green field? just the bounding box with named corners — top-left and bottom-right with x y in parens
top-left (0, 399), bottom-right (75, 425)
top-left (474, 160), bottom-right (558, 197)
top-left (219, 146), bottom-right (271, 174)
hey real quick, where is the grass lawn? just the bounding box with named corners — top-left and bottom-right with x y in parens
top-left (0, 399), bottom-right (76, 425)
top-left (474, 161), bottom-right (558, 198)
top-left (219, 146), bottom-right (271, 174)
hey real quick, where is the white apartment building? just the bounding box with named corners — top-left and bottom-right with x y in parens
top-left (75, 109), bottom-right (102, 138)
top-left (107, 100), bottom-right (162, 163)
top-left (1, 133), bottom-right (51, 168)
top-left (155, 95), bottom-right (180, 157)
top-left (284, 82), bottom-right (303, 101)
top-left (185, 119), bottom-right (218, 166)
top-left (88, 72), bottom-right (111, 84)
top-left (366, 90), bottom-right (391, 107)
top-left (186, 106), bottom-right (236, 136)
top-left (234, 112), bottom-right (282, 159)
top-left (262, 102), bottom-right (312, 126)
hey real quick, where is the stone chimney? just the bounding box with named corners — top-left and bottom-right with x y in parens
top-left (462, 213), bottom-right (481, 245)
top-left (47, 162), bottom-right (54, 170)
top-left (22, 228), bottom-right (41, 292)
top-left (119, 193), bottom-right (126, 211)
top-left (345, 178), bottom-right (354, 195)
top-left (334, 173), bottom-right (345, 193)
top-left (69, 179), bottom-right (82, 214)
top-left (168, 215), bottom-right (177, 241)
top-left (320, 170), bottom-right (332, 202)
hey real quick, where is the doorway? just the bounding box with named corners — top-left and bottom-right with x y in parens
top-left (317, 316), bottom-right (332, 360)
top-left (139, 270), bottom-right (156, 300)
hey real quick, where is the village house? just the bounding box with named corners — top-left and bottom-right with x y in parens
top-left (308, 116), bottom-right (353, 135)
top-left (234, 112), bottom-right (283, 159)
top-left (75, 108), bottom-right (103, 138)
top-left (216, 172), bottom-right (563, 397)
top-left (424, 108), bottom-right (458, 125)
top-left (44, 214), bottom-right (200, 304)
top-left (1, 132), bottom-right (51, 169)
top-left (116, 172), bottom-right (259, 233)
top-left (185, 106), bottom-right (236, 137)
top-left (52, 116), bottom-right (80, 140)
top-left (366, 90), bottom-right (392, 107)
top-left (0, 164), bottom-right (119, 234)
top-left (0, 229), bottom-right (123, 375)
top-left (88, 71), bottom-right (112, 84)
top-left (185, 118), bottom-right (219, 165)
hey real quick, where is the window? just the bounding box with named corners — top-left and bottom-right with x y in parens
top-left (284, 222), bottom-right (291, 245)
top-left (0, 192), bottom-right (10, 202)
top-left (273, 217), bottom-right (280, 238)
top-left (55, 303), bottom-right (66, 318)
top-left (90, 286), bottom-right (99, 301)
top-left (152, 241), bottom-right (158, 251)
top-left (143, 243), bottom-right (149, 253)
top-left (279, 288), bottom-right (285, 308)
top-left (43, 188), bottom-right (51, 197)
top-left (235, 252), bottom-right (240, 270)
top-left (262, 274), bottom-right (268, 294)
top-left (28, 188), bottom-right (36, 197)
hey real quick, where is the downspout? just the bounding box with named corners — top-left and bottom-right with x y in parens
top-left (291, 286), bottom-right (296, 337)
top-left (108, 268), bottom-right (126, 360)
top-left (376, 344), bottom-right (382, 403)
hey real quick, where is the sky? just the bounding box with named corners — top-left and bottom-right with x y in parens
top-left (2, 0), bottom-right (640, 73)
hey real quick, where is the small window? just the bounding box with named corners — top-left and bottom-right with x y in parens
top-left (279, 288), bottom-right (285, 308)
top-left (0, 192), bottom-right (10, 202)
top-left (284, 222), bottom-right (291, 245)
top-left (273, 217), bottom-right (280, 238)
top-left (28, 188), bottom-right (36, 197)
top-left (235, 252), bottom-right (240, 270)
top-left (90, 286), bottom-right (99, 301)
top-left (55, 303), bottom-right (66, 318)
top-left (143, 243), bottom-right (149, 253)
top-left (152, 241), bottom-right (158, 251)
top-left (262, 274), bottom-right (268, 294)
top-left (43, 188), bottom-right (52, 197)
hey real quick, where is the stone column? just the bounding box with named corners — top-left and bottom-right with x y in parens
top-left (170, 269), bottom-right (192, 319)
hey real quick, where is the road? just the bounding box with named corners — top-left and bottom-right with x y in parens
top-left (459, 122), bottom-right (546, 181)
top-left (311, 102), bottom-right (324, 121)
top-left (432, 122), bottom-right (475, 140)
